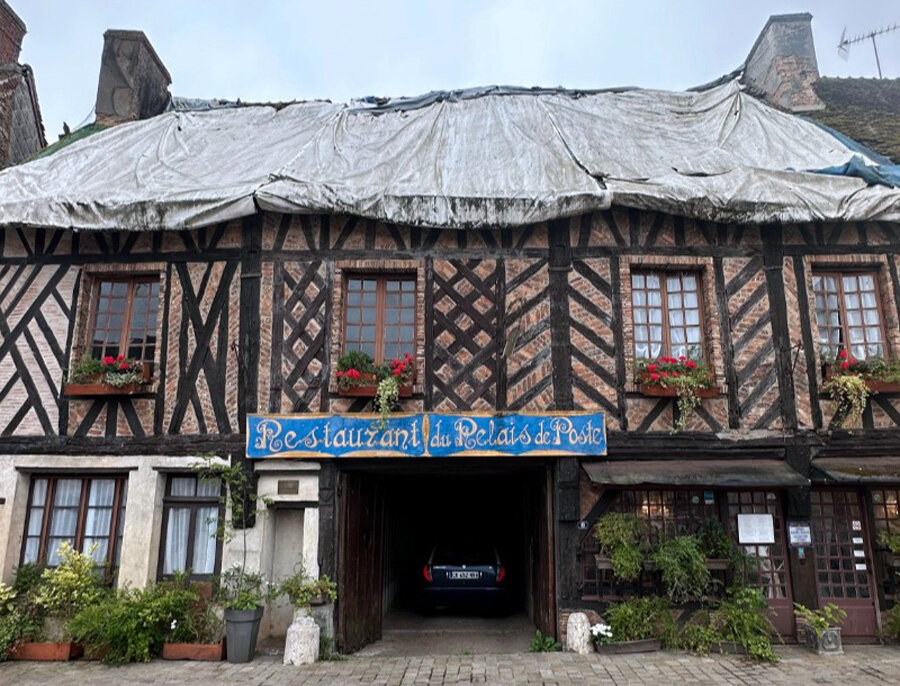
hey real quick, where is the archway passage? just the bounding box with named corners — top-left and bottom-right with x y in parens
top-left (336, 460), bottom-right (555, 654)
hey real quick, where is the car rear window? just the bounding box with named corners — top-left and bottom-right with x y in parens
top-left (432, 543), bottom-right (496, 565)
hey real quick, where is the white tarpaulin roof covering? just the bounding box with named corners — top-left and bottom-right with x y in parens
top-left (1, 79), bottom-right (900, 231)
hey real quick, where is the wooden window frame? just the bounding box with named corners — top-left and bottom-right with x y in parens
top-left (631, 269), bottom-right (706, 360)
top-left (812, 270), bottom-right (887, 359)
top-left (20, 475), bottom-right (128, 569)
top-left (86, 275), bottom-right (160, 367)
top-left (342, 273), bottom-right (416, 364)
top-left (157, 475), bottom-right (224, 581)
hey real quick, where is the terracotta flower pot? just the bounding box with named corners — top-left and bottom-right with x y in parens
top-left (822, 364), bottom-right (900, 393)
top-left (9, 641), bottom-right (84, 661)
top-left (162, 640), bottom-right (225, 661)
top-left (64, 365), bottom-right (153, 397)
top-left (636, 372), bottom-right (719, 398)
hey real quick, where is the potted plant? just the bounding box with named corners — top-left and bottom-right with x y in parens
top-left (588, 622), bottom-right (613, 651)
top-left (603, 597), bottom-right (676, 652)
top-left (794, 603), bottom-right (846, 655)
top-left (193, 456), bottom-right (273, 664)
top-left (634, 356), bottom-right (717, 432)
top-left (64, 354), bottom-right (151, 397)
top-left (161, 576), bottom-right (225, 661)
top-left (652, 535), bottom-right (711, 603)
top-left (278, 567), bottom-right (338, 664)
top-left (10, 544), bottom-right (105, 660)
top-left (593, 513), bottom-right (646, 583)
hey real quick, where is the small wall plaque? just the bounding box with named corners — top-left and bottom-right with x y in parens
top-left (277, 480), bottom-right (300, 495)
top-left (787, 521), bottom-right (812, 548)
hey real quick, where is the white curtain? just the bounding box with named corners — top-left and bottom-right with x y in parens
top-left (192, 506), bottom-right (219, 574)
top-left (47, 479), bottom-right (80, 566)
top-left (163, 507), bottom-right (190, 574)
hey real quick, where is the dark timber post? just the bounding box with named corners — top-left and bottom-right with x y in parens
top-left (548, 219), bottom-right (579, 632)
top-left (236, 214), bottom-right (262, 528)
top-left (760, 224), bottom-right (799, 431)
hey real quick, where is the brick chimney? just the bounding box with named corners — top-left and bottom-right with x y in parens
top-left (743, 13), bottom-right (824, 112)
top-left (0, 1), bottom-right (26, 65)
top-left (94, 29), bottom-right (171, 126)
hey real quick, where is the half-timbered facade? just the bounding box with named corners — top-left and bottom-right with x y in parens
top-left (2, 19), bottom-right (900, 650)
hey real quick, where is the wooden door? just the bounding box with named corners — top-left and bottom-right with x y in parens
top-left (337, 472), bottom-right (384, 653)
top-left (530, 467), bottom-right (555, 636)
top-left (810, 489), bottom-right (878, 638)
top-left (725, 490), bottom-right (794, 637)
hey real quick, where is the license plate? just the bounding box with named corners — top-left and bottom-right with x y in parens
top-left (449, 571), bottom-right (480, 580)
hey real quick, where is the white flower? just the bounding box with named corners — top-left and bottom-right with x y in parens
top-left (170, 620), bottom-right (178, 630)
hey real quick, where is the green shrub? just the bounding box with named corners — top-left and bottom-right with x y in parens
top-left (653, 536), bottom-right (710, 603)
top-left (606, 597), bottom-right (676, 645)
top-left (34, 543), bottom-right (105, 623)
top-left (161, 574), bottom-right (222, 645)
top-left (69, 583), bottom-right (199, 664)
top-left (715, 587), bottom-right (778, 662)
top-left (882, 604), bottom-right (900, 640)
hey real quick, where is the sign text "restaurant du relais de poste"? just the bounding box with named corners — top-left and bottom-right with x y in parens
top-left (246, 412), bottom-right (606, 459)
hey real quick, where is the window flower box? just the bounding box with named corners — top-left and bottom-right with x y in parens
top-left (337, 372), bottom-right (413, 398)
top-left (64, 363), bottom-right (152, 397)
top-left (704, 558), bottom-right (732, 571)
top-left (822, 363), bottom-right (900, 393)
top-left (637, 376), bottom-right (719, 399)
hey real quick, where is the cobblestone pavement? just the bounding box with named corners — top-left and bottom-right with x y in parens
top-left (2, 646), bottom-right (900, 685)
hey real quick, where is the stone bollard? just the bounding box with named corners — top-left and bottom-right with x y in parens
top-left (309, 602), bottom-right (335, 653)
top-left (566, 612), bottom-right (592, 655)
top-left (283, 612), bottom-right (320, 666)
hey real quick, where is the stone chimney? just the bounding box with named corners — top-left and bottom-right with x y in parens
top-left (743, 13), bottom-right (824, 112)
top-left (0, 0), bottom-right (26, 65)
top-left (94, 29), bottom-right (171, 126)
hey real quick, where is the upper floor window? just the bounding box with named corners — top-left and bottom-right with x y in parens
top-left (88, 277), bottom-right (160, 365)
top-left (632, 271), bottom-right (703, 360)
top-left (343, 275), bottom-right (415, 362)
top-left (158, 475), bottom-right (223, 580)
top-left (813, 272), bottom-right (884, 359)
top-left (21, 475), bottom-right (127, 568)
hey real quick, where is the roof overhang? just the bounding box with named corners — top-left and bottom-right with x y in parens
top-left (811, 457), bottom-right (900, 483)
top-left (583, 459), bottom-right (808, 488)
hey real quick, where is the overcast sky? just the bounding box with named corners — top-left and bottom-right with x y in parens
top-left (13, 1), bottom-right (900, 140)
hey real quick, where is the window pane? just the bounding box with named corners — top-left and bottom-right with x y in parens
top-left (171, 477), bottom-right (196, 497)
top-left (196, 478), bottom-right (221, 498)
top-left (31, 479), bottom-right (48, 506)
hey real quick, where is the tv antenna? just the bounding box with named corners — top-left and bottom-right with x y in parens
top-left (838, 23), bottom-right (899, 78)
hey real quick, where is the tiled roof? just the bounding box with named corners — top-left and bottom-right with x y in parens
top-left (807, 77), bottom-right (900, 163)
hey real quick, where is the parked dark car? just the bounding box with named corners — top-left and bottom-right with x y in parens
top-left (420, 541), bottom-right (508, 612)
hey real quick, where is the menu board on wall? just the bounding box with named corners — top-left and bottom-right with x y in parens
top-left (737, 513), bottom-right (775, 545)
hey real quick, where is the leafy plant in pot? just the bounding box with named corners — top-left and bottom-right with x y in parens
top-left (162, 574), bottom-right (225, 661)
top-left (193, 457), bottom-right (273, 663)
top-left (278, 567), bottom-right (338, 663)
top-left (794, 602), bottom-right (847, 655)
top-left (11, 544), bottom-right (106, 660)
top-left (593, 513), bottom-right (647, 583)
top-left (604, 596), bottom-right (676, 651)
top-left (634, 355), bottom-right (716, 433)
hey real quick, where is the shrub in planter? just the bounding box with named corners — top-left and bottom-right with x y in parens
top-left (794, 603), bottom-right (846, 655)
top-left (606, 597), bottom-right (676, 646)
top-left (33, 543), bottom-right (106, 637)
top-left (594, 513), bottom-right (647, 582)
top-left (163, 575), bottom-right (224, 660)
top-left (1, 564), bottom-right (47, 660)
top-left (652, 536), bottom-right (710, 603)
top-left (68, 582), bottom-right (198, 664)
top-left (679, 586), bottom-right (778, 662)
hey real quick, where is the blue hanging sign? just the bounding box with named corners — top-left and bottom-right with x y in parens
top-left (246, 412), bottom-right (606, 459)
